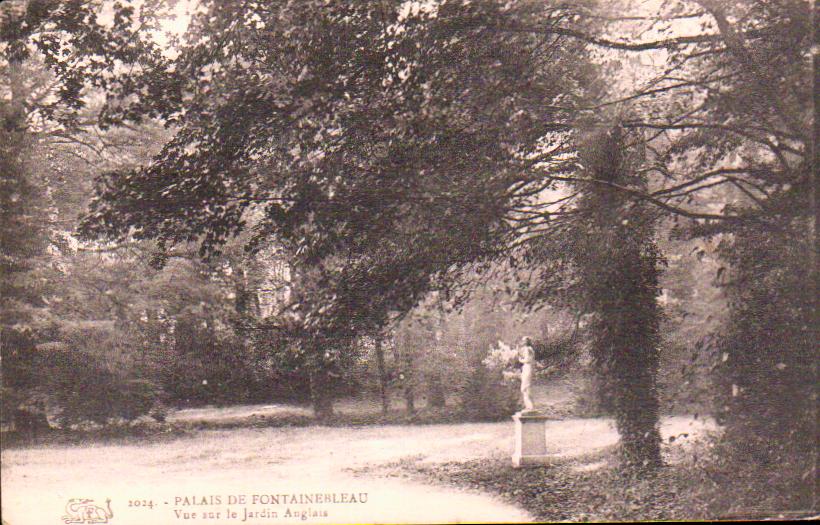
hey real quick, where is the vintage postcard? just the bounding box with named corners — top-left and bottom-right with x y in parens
top-left (1, 0), bottom-right (815, 523)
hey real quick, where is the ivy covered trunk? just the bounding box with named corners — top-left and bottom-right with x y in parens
top-left (572, 126), bottom-right (663, 470)
top-left (589, 248), bottom-right (662, 469)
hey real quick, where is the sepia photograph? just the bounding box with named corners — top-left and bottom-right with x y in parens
top-left (0, 0), bottom-right (816, 523)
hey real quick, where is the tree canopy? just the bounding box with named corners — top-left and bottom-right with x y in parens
top-left (73, 0), bottom-right (596, 341)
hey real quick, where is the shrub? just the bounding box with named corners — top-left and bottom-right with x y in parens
top-left (458, 360), bottom-right (518, 421)
top-left (41, 345), bottom-right (158, 427)
top-left (0, 327), bottom-right (49, 432)
top-left (566, 366), bottom-right (609, 418)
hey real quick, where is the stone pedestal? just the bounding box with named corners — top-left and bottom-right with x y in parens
top-left (512, 410), bottom-right (550, 467)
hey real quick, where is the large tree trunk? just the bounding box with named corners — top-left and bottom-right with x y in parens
top-left (611, 370), bottom-right (662, 469)
top-left (374, 337), bottom-right (389, 415)
top-left (308, 368), bottom-right (334, 420)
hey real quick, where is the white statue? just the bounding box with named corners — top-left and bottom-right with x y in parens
top-left (519, 336), bottom-right (535, 411)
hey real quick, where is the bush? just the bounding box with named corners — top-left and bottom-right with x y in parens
top-left (565, 366), bottom-right (610, 418)
top-left (113, 379), bottom-right (161, 421)
top-left (458, 361), bottom-right (518, 421)
top-left (42, 345), bottom-right (158, 427)
top-left (1, 327), bottom-right (47, 432)
top-left (145, 317), bottom-right (310, 407)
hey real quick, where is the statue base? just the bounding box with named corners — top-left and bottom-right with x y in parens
top-left (512, 410), bottom-right (551, 468)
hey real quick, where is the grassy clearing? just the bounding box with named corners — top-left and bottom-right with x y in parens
top-left (0, 380), bottom-right (581, 449)
top-left (0, 403), bottom-right (499, 449)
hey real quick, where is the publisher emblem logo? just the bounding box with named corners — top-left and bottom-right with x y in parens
top-left (62, 498), bottom-right (113, 524)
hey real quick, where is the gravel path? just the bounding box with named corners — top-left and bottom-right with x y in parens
top-left (1, 415), bottom-right (715, 524)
